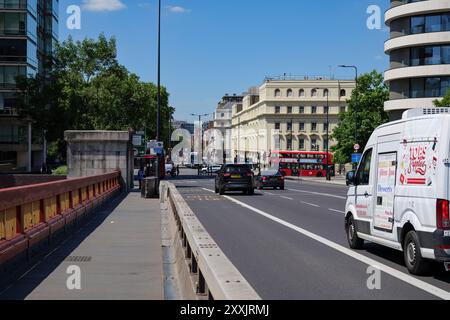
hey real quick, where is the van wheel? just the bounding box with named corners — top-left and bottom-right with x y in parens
top-left (346, 216), bottom-right (364, 249)
top-left (403, 231), bottom-right (432, 275)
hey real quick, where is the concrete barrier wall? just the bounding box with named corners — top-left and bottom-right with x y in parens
top-left (160, 182), bottom-right (261, 300)
top-left (65, 131), bottom-right (134, 191)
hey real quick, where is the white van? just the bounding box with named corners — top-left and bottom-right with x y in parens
top-left (345, 108), bottom-right (450, 275)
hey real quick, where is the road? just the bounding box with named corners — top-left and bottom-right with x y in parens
top-left (170, 169), bottom-right (450, 300)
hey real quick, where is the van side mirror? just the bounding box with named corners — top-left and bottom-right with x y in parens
top-left (346, 171), bottom-right (356, 186)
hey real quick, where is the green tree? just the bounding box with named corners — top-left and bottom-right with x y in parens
top-left (433, 89), bottom-right (450, 107)
top-left (17, 34), bottom-right (174, 161)
top-left (331, 70), bottom-right (389, 164)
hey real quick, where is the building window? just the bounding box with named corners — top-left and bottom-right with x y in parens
top-left (299, 123), bottom-right (305, 131)
top-left (275, 123), bottom-right (280, 130)
top-left (311, 123), bottom-right (317, 132)
top-left (287, 138), bottom-right (292, 150)
top-left (323, 89), bottom-right (329, 97)
top-left (311, 139), bottom-right (319, 151)
top-left (410, 77), bottom-right (450, 98)
top-left (311, 106), bottom-right (317, 114)
top-left (275, 106), bottom-right (281, 114)
top-left (311, 89), bottom-right (317, 97)
top-left (287, 122), bottom-right (292, 132)
top-left (340, 106), bottom-right (346, 113)
top-left (299, 106), bottom-right (305, 114)
top-left (299, 89), bottom-right (305, 97)
top-left (323, 123), bottom-right (329, 132)
top-left (323, 106), bottom-right (329, 114)
top-left (275, 89), bottom-right (281, 97)
top-left (287, 106), bottom-right (292, 114)
top-left (287, 89), bottom-right (293, 97)
top-left (299, 139), bottom-right (305, 150)
top-left (340, 89), bottom-right (346, 97)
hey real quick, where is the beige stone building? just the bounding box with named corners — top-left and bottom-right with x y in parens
top-left (231, 76), bottom-right (355, 165)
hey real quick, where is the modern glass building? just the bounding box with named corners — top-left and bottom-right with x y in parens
top-left (0, 0), bottom-right (58, 172)
top-left (385, 0), bottom-right (450, 120)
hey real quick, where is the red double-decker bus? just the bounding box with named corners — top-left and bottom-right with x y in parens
top-left (269, 151), bottom-right (334, 177)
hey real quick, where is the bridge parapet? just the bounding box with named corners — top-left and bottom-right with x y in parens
top-left (0, 171), bottom-right (121, 272)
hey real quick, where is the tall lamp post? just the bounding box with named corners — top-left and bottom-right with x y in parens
top-left (338, 65), bottom-right (358, 169)
top-left (325, 91), bottom-right (330, 181)
top-left (154, 0), bottom-right (162, 183)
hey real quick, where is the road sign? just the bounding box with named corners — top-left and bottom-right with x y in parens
top-left (148, 140), bottom-right (164, 149)
top-left (352, 153), bottom-right (362, 164)
top-left (354, 144), bottom-right (360, 151)
top-left (132, 135), bottom-right (143, 147)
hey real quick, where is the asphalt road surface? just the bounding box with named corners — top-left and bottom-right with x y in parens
top-left (170, 169), bottom-right (450, 300)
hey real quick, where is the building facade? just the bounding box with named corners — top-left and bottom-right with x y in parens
top-left (231, 77), bottom-right (355, 166)
top-left (213, 94), bottom-right (243, 140)
top-left (385, 0), bottom-right (450, 120)
top-left (0, 0), bottom-right (58, 172)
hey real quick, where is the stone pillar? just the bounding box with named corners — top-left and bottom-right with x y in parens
top-left (64, 131), bottom-right (134, 191)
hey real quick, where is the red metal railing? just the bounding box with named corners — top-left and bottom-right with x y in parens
top-left (0, 171), bottom-right (121, 266)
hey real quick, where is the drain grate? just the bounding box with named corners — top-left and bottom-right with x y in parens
top-left (65, 256), bottom-right (92, 263)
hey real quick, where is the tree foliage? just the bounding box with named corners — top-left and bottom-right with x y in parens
top-left (433, 89), bottom-right (450, 107)
top-left (331, 70), bottom-right (389, 164)
top-left (17, 34), bottom-right (174, 161)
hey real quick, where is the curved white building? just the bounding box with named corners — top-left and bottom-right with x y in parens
top-left (385, 0), bottom-right (450, 120)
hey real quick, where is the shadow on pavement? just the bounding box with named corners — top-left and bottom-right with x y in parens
top-left (0, 192), bottom-right (128, 300)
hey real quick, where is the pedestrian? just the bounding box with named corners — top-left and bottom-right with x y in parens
top-left (138, 167), bottom-right (145, 190)
top-left (176, 165), bottom-right (180, 176)
top-left (40, 163), bottom-right (47, 174)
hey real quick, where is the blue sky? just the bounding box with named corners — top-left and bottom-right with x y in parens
top-left (60, 0), bottom-right (389, 121)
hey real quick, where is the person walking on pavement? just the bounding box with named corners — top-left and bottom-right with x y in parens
top-left (138, 167), bottom-right (145, 190)
top-left (176, 165), bottom-right (180, 176)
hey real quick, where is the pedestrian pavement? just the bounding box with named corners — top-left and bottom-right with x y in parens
top-left (286, 176), bottom-right (347, 186)
top-left (1, 189), bottom-right (163, 300)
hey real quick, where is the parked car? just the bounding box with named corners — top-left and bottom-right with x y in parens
top-left (345, 108), bottom-right (450, 275)
top-left (215, 164), bottom-right (255, 195)
top-left (255, 170), bottom-right (285, 190)
top-left (201, 164), bottom-right (222, 175)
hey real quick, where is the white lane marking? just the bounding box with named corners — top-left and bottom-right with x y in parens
top-left (329, 208), bottom-right (345, 214)
top-left (201, 188), bottom-right (450, 300)
top-left (301, 201), bottom-right (320, 208)
top-left (287, 188), bottom-right (346, 200)
top-left (280, 196), bottom-right (294, 201)
top-left (264, 192), bottom-right (275, 196)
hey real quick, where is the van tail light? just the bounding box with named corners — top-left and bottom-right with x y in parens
top-left (223, 173), bottom-right (231, 178)
top-left (262, 177), bottom-right (268, 181)
top-left (437, 199), bottom-right (450, 230)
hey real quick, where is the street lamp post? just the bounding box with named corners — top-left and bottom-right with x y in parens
top-left (338, 65), bottom-right (358, 169)
top-left (325, 91), bottom-right (331, 181)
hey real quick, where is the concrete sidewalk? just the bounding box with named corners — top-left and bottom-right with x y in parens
top-left (0, 191), bottom-right (163, 300)
top-left (286, 176), bottom-right (347, 186)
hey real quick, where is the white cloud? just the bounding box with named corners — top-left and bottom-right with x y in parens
top-left (166, 6), bottom-right (191, 14)
top-left (82, 0), bottom-right (126, 12)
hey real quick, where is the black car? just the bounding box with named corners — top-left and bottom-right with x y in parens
top-left (255, 170), bottom-right (285, 190)
top-left (215, 164), bottom-right (255, 195)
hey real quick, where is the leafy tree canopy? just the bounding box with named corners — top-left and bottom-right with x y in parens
top-left (331, 70), bottom-right (389, 164)
top-left (17, 34), bottom-right (174, 161)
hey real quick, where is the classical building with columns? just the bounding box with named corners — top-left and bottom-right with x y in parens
top-left (230, 76), bottom-right (355, 165)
